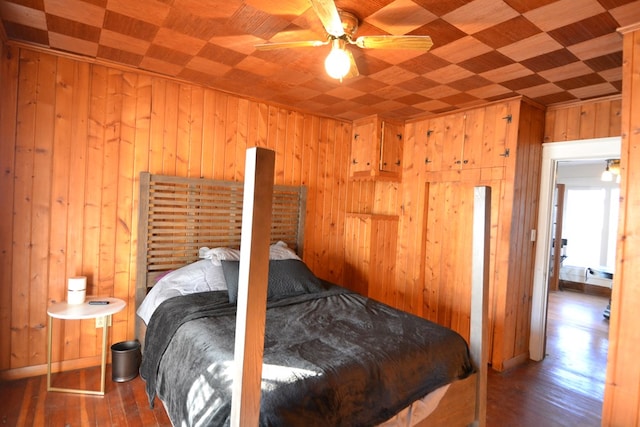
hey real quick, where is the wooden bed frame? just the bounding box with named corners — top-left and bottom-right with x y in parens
top-left (135, 149), bottom-right (488, 426)
top-left (134, 170), bottom-right (307, 342)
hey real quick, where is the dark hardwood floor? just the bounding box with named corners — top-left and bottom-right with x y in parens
top-left (0, 290), bottom-right (608, 426)
top-left (487, 290), bottom-right (609, 427)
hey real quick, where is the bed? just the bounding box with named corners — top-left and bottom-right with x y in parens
top-left (135, 150), bottom-right (488, 427)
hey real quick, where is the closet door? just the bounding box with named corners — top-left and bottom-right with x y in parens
top-left (423, 181), bottom-right (475, 339)
top-left (423, 179), bottom-right (502, 347)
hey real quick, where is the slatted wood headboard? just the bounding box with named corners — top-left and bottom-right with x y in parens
top-left (135, 172), bottom-right (306, 334)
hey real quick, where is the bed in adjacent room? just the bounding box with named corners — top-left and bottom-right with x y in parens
top-left (135, 171), bottom-right (487, 427)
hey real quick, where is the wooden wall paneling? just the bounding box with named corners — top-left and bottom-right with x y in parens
top-left (491, 101), bottom-right (545, 369)
top-left (224, 95), bottom-right (241, 181)
top-left (114, 71), bottom-right (138, 340)
top-left (373, 181), bottom-right (399, 216)
top-left (452, 182), bottom-right (472, 339)
top-left (48, 57), bottom-right (74, 366)
top-left (0, 43), bottom-right (18, 370)
top-left (484, 178), bottom-right (502, 366)
top-left (212, 91), bottom-right (227, 180)
top-left (201, 89), bottom-right (216, 177)
top-left (30, 52), bottom-right (56, 367)
top-left (81, 64), bottom-right (107, 361)
top-left (12, 49), bottom-right (39, 369)
top-left (239, 97), bottom-right (253, 180)
top-left (344, 214), bottom-right (369, 295)
top-left (307, 116), bottom-right (324, 274)
top-left (514, 103), bottom-right (544, 360)
top-left (544, 96), bottom-right (622, 142)
top-left (329, 121), bottom-right (350, 282)
top-left (346, 181), bottom-right (375, 214)
top-left (404, 117), bottom-right (434, 315)
top-left (564, 106), bottom-right (582, 142)
top-left (162, 81), bottom-right (180, 176)
top-left (579, 100), bottom-right (598, 139)
top-left (63, 61), bottom-right (90, 366)
top-left (440, 182), bottom-right (458, 333)
top-left (273, 108), bottom-right (287, 183)
top-left (322, 117), bottom-right (347, 282)
top-left (187, 86), bottom-right (204, 178)
top-left (367, 215), bottom-right (399, 306)
top-left (99, 68), bottom-right (122, 306)
top-left (148, 78), bottom-right (166, 175)
top-left (129, 74), bottom-right (152, 338)
top-left (546, 107), bottom-right (569, 142)
top-left (487, 99), bottom-right (521, 370)
top-left (507, 110), bottom-right (534, 360)
top-left (603, 24), bottom-right (640, 427)
top-left (317, 118), bottom-right (334, 278)
top-left (257, 102), bottom-right (270, 149)
top-left (1, 47), bottom-right (356, 376)
top-left (95, 68), bottom-right (119, 360)
top-left (265, 105), bottom-right (279, 174)
top-left (607, 98), bottom-right (622, 136)
top-left (424, 182), bottom-right (447, 329)
top-left (395, 118), bottom-right (428, 315)
top-left (176, 83), bottom-right (191, 177)
top-left (291, 111), bottom-right (305, 186)
top-left (283, 111), bottom-right (296, 185)
top-left (300, 114), bottom-right (316, 263)
top-left (394, 120), bottom-right (415, 312)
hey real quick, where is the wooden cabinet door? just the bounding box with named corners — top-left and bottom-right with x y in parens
top-left (478, 101), bottom-right (513, 169)
top-left (423, 116), bottom-right (445, 172)
top-left (380, 120), bottom-right (402, 175)
top-left (460, 107), bottom-right (486, 169)
top-left (423, 179), bottom-right (501, 343)
top-left (351, 118), bottom-right (376, 176)
top-left (350, 115), bottom-right (403, 180)
top-left (440, 112), bottom-right (466, 170)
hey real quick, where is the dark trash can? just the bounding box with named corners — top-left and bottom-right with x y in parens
top-left (111, 340), bottom-right (141, 382)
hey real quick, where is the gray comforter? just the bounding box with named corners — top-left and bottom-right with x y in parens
top-left (140, 285), bottom-right (473, 426)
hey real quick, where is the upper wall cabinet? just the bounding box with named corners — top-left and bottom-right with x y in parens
top-left (423, 102), bottom-right (514, 172)
top-left (350, 115), bottom-right (403, 181)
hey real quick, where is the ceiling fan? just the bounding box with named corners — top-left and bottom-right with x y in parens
top-left (254, 0), bottom-right (433, 81)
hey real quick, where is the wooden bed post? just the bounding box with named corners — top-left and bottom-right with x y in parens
top-left (230, 147), bottom-right (276, 427)
top-left (470, 186), bottom-right (490, 427)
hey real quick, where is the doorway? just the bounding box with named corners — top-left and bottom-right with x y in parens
top-left (529, 137), bottom-right (621, 361)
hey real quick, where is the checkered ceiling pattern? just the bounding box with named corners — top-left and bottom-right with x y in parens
top-left (0, 0), bottom-right (637, 121)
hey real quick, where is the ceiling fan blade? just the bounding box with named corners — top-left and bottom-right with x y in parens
top-left (309, 0), bottom-right (344, 38)
top-left (355, 35), bottom-right (433, 50)
top-left (345, 50), bottom-right (359, 79)
top-left (255, 40), bottom-right (328, 51)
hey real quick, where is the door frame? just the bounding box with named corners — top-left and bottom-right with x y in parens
top-left (529, 136), bottom-right (621, 361)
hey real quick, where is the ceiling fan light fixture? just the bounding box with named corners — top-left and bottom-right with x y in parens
top-left (324, 39), bottom-right (350, 80)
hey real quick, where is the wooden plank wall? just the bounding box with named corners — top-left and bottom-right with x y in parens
top-left (602, 24), bottom-right (640, 427)
top-left (544, 95), bottom-right (622, 142)
top-left (0, 45), bottom-right (352, 376)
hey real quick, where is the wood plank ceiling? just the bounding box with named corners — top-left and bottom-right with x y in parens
top-left (0, 0), bottom-right (637, 121)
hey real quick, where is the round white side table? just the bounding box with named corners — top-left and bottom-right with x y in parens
top-left (47, 296), bottom-right (126, 396)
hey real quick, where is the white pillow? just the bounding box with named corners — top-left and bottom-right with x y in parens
top-left (269, 241), bottom-right (301, 260)
top-left (200, 246), bottom-right (241, 266)
top-left (200, 242), bottom-right (300, 264)
top-left (136, 259), bottom-right (226, 324)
